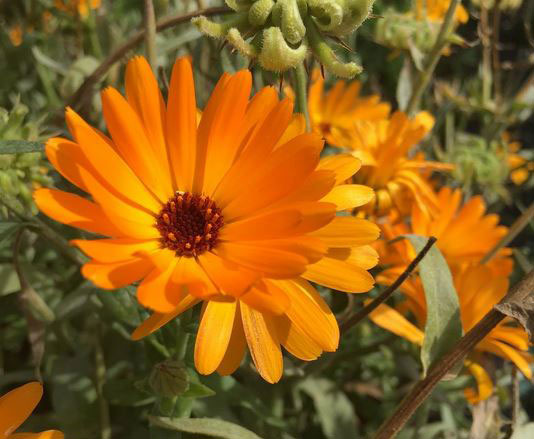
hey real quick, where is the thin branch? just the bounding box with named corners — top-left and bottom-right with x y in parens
top-left (294, 62), bottom-right (310, 131)
top-left (340, 237), bottom-right (437, 334)
top-left (480, 200), bottom-right (534, 265)
top-left (144, 0), bottom-right (158, 70)
top-left (67, 6), bottom-right (231, 112)
top-left (373, 269), bottom-right (534, 439)
top-left (406, 0), bottom-right (460, 115)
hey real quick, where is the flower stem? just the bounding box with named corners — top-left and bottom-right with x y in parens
top-left (144, 0), bottom-right (158, 70)
top-left (294, 62), bottom-right (311, 131)
top-left (405, 0), bottom-right (460, 115)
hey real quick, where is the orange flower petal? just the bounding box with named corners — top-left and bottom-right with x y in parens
top-left (321, 184), bottom-right (375, 211)
top-left (65, 108), bottom-right (162, 213)
top-left (45, 137), bottom-right (89, 192)
top-left (9, 431), bottom-right (64, 439)
top-left (0, 382), bottom-right (43, 437)
top-left (274, 315), bottom-right (322, 361)
top-left (137, 260), bottom-right (184, 313)
top-left (311, 216), bottom-right (380, 246)
top-left (464, 360), bottom-right (493, 404)
top-left (240, 301), bottom-right (283, 383)
top-left (131, 294), bottom-right (200, 340)
top-left (367, 302), bottom-right (424, 345)
top-left (101, 87), bottom-right (172, 202)
top-left (302, 253), bottom-right (375, 293)
top-left (215, 242), bottom-right (308, 278)
top-left (195, 299), bottom-right (238, 374)
top-left (317, 154), bottom-right (362, 184)
top-left (81, 258), bottom-right (152, 290)
top-left (33, 188), bottom-right (121, 237)
top-left (199, 70), bottom-right (252, 196)
top-left (216, 305), bottom-right (247, 375)
top-left (78, 166), bottom-right (156, 227)
top-left (71, 238), bottom-right (160, 263)
top-left (220, 135), bottom-right (323, 220)
top-left (273, 279), bottom-right (339, 351)
top-left (197, 252), bottom-right (258, 296)
top-left (166, 57), bottom-right (197, 192)
top-left (220, 209), bottom-right (302, 241)
top-left (125, 56), bottom-right (173, 194)
top-left (240, 281), bottom-right (290, 315)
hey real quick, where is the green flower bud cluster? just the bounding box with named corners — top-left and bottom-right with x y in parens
top-left (471, 0), bottom-right (523, 10)
top-left (373, 10), bottom-right (463, 54)
top-left (193, 0), bottom-right (376, 78)
top-left (374, 12), bottom-right (439, 53)
top-left (448, 133), bottom-right (508, 200)
top-left (0, 102), bottom-right (51, 218)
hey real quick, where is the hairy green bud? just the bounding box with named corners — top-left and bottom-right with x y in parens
top-left (258, 27), bottom-right (307, 71)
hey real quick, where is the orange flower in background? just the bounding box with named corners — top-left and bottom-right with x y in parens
top-left (8, 25), bottom-right (23, 47)
top-left (377, 187), bottom-right (513, 284)
top-left (0, 382), bottom-right (63, 439)
top-left (501, 132), bottom-right (533, 185)
top-left (307, 70), bottom-right (391, 146)
top-left (414, 0), bottom-right (469, 25)
top-left (35, 56), bottom-right (379, 383)
top-left (330, 110), bottom-right (452, 218)
top-left (369, 264), bottom-right (532, 403)
top-left (54, 0), bottom-right (101, 17)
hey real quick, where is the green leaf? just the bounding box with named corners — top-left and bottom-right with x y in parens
top-left (0, 140), bottom-right (44, 154)
top-left (149, 416), bottom-right (264, 439)
top-left (181, 381), bottom-right (216, 399)
top-left (0, 222), bottom-right (22, 247)
top-left (103, 378), bottom-right (155, 407)
top-left (404, 235), bottom-right (463, 377)
top-left (298, 377), bottom-right (358, 439)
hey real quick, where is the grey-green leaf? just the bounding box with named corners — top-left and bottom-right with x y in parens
top-left (0, 140), bottom-right (44, 154)
top-left (149, 416), bottom-right (264, 439)
top-left (297, 377), bottom-right (358, 439)
top-left (404, 235), bottom-right (463, 377)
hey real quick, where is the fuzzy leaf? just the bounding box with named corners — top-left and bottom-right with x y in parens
top-left (149, 416), bottom-right (264, 439)
top-left (404, 235), bottom-right (463, 377)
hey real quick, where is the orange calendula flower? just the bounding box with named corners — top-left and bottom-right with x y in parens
top-left (35, 56), bottom-right (379, 383)
top-left (414, 0), bottom-right (469, 25)
top-left (0, 382), bottom-right (63, 439)
top-left (54, 0), bottom-right (101, 17)
top-left (331, 111), bottom-right (452, 218)
top-left (8, 25), bottom-right (23, 47)
top-left (377, 187), bottom-right (513, 281)
top-left (307, 70), bottom-right (391, 145)
top-left (369, 264), bottom-right (532, 404)
top-left (501, 132), bottom-right (533, 186)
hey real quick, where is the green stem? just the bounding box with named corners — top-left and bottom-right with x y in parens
top-left (87, 7), bottom-right (103, 59)
top-left (144, 0), bottom-right (158, 70)
top-left (95, 325), bottom-right (112, 439)
top-left (406, 0), bottom-right (460, 115)
top-left (294, 62), bottom-right (310, 131)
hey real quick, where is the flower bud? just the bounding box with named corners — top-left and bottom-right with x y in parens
top-left (258, 27), bottom-right (308, 71)
top-left (149, 360), bottom-right (189, 398)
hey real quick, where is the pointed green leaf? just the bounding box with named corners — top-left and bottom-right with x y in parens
top-left (149, 416), bottom-right (264, 439)
top-left (404, 235), bottom-right (463, 377)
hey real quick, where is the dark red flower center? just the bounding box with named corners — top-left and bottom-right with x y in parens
top-left (156, 192), bottom-right (224, 257)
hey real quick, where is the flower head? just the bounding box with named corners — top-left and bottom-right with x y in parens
top-left (377, 187), bottom-right (513, 279)
top-left (330, 110), bottom-right (451, 218)
top-left (369, 264), bottom-right (532, 404)
top-left (414, 0), bottom-right (469, 25)
top-left (0, 382), bottom-right (63, 439)
top-left (35, 56), bottom-right (379, 382)
top-left (307, 70), bottom-right (390, 145)
top-left (54, 0), bottom-right (101, 17)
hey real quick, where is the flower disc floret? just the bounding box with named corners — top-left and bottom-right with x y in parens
top-left (156, 192), bottom-right (224, 257)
